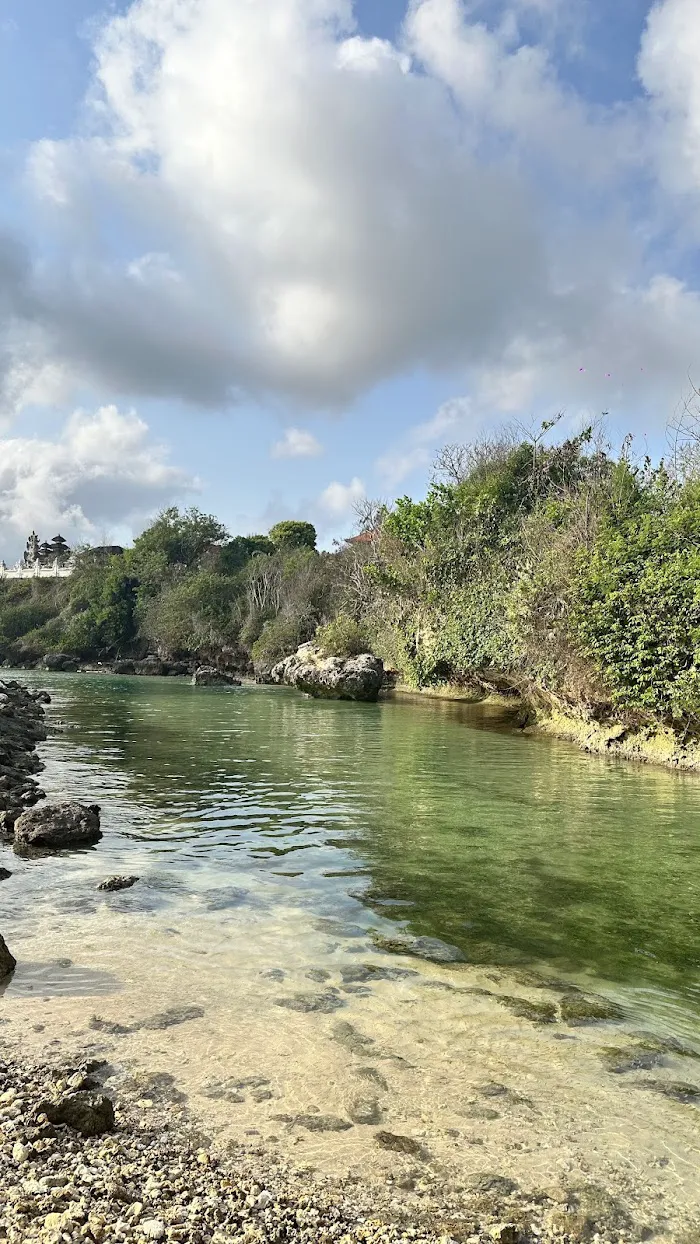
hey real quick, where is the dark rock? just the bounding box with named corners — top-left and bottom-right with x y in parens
top-left (135, 656), bottom-right (165, 676)
top-left (271, 643), bottom-right (384, 702)
top-left (0, 867), bottom-right (11, 881)
top-left (191, 666), bottom-right (241, 686)
top-left (98, 875), bottom-right (139, 892)
top-left (112, 661), bottom-right (136, 675)
top-left (600, 1044), bottom-right (664, 1074)
top-left (306, 968), bottom-right (332, 982)
top-left (14, 802), bottom-right (102, 850)
top-left (0, 933), bottom-right (16, 979)
top-left (140, 1005), bottom-right (205, 1030)
top-left (42, 653), bottom-right (79, 672)
top-left (560, 994), bottom-right (624, 1025)
top-left (467, 1173), bottom-right (519, 1196)
top-left (275, 991), bottom-right (345, 1013)
top-left (347, 1093), bottom-right (383, 1124)
top-left (272, 1113), bottom-right (353, 1132)
top-left (40, 1091), bottom-right (115, 1136)
top-left (354, 1066), bottom-right (388, 1090)
top-left (642, 1079), bottom-right (700, 1103)
top-left (30, 690), bottom-right (52, 704)
top-left (331, 1021), bottom-right (376, 1055)
top-left (498, 995), bottom-right (557, 1024)
top-left (372, 932), bottom-right (466, 963)
top-left (374, 1130), bottom-right (422, 1155)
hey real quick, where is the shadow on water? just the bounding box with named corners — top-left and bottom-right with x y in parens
top-left (4, 672), bottom-right (700, 1035)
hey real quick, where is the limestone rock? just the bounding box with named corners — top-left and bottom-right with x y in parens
top-left (270, 643), bottom-right (384, 702)
top-left (191, 667), bottom-right (241, 686)
top-left (112, 660), bottom-right (136, 675)
top-left (42, 653), bottom-right (79, 672)
top-left (14, 801), bottom-right (102, 850)
top-left (40, 1091), bottom-right (115, 1137)
top-left (0, 933), bottom-right (16, 979)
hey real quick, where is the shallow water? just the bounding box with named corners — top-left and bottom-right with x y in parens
top-left (3, 673), bottom-right (700, 1235)
top-left (4, 673), bottom-right (700, 1037)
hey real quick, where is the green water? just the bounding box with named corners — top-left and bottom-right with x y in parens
top-left (4, 673), bottom-right (700, 1041)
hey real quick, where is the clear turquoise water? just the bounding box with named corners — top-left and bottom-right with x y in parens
top-left (4, 673), bottom-right (700, 1042)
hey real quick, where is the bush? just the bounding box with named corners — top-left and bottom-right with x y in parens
top-left (252, 615), bottom-right (309, 671)
top-left (315, 613), bottom-right (370, 657)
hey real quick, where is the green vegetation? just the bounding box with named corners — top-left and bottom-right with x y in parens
top-left (3, 421), bottom-right (700, 746)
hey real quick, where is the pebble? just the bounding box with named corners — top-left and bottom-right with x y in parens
top-left (140, 1219), bottom-right (166, 1239)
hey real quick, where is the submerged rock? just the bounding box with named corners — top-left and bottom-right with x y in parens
top-left (98, 875), bottom-right (139, 892)
top-left (40, 1091), bottom-right (115, 1137)
top-left (270, 643), bottom-right (384, 702)
top-left (275, 991), bottom-right (345, 1013)
top-left (0, 933), bottom-right (16, 979)
top-left (372, 932), bottom-right (466, 963)
top-left (374, 1130), bottom-right (422, 1155)
top-left (191, 666), bottom-right (242, 687)
top-left (14, 801), bottom-right (102, 850)
top-left (559, 994), bottom-right (624, 1025)
top-left (272, 1113), bottom-right (353, 1132)
top-left (0, 867), bottom-right (11, 881)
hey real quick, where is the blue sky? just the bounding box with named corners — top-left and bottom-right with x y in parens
top-left (1, 0), bottom-right (699, 557)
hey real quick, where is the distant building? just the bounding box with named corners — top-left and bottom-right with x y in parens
top-left (345, 530), bottom-right (379, 547)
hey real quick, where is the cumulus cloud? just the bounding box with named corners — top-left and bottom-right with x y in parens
top-left (0, 0), bottom-right (689, 425)
top-left (271, 427), bottom-right (324, 459)
top-left (318, 477), bottom-right (366, 517)
top-left (0, 0), bottom-right (697, 431)
top-left (0, 405), bottom-right (196, 560)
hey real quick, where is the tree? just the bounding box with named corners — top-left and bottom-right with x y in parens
top-left (216, 535), bottom-right (275, 575)
top-left (268, 520), bottom-right (317, 551)
top-left (131, 508), bottom-right (229, 574)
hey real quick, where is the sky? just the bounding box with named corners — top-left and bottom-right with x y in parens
top-left (1, 0), bottom-right (700, 557)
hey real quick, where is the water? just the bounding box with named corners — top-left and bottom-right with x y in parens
top-left (3, 673), bottom-right (700, 1232)
top-left (3, 673), bottom-right (700, 1039)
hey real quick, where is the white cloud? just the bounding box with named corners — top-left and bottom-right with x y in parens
top-left (0, 0), bottom-right (695, 436)
top-left (0, 405), bottom-right (195, 560)
top-left (318, 476), bottom-right (366, 517)
top-left (271, 427), bottom-right (324, 459)
top-left (376, 397), bottom-right (475, 488)
top-left (638, 0), bottom-right (700, 205)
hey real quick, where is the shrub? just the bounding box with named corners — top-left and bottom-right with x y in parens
top-left (315, 613), bottom-right (370, 657)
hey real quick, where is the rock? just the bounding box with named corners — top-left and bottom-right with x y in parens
top-left (191, 666), bottom-right (242, 686)
top-left (274, 991), bottom-right (345, 1013)
top-left (140, 1220), bottom-right (166, 1241)
top-left (12, 1140), bottom-right (31, 1164)
top-left (14, 801), bottom-right (102, 850)
top-left (42, 653), bottom-right (79, 672)
top-left (347, 1094), bottom-right (383, 1124)
top-left (372, 932), bottom-right (466, 963)
top-left (30, 690), bottom-right (51, 704)
top-left (98, 875), bottom-right (139, 892)
top-left (270, 643), bottom-right (384, 702)
top-left (112, 660), bottom-right (136, 675)
top-left (559, 994), bottom-right (624, 1025)
top-left (272, 1113), bottom-right (353, 1132)
top-left (134, 656), bottom-right (165, 676)
top-left (40, 1091), bottom-right (115, 1136)
top-left (498, 995), bottom-right (557, 1024)
top-left (0, 867), bottom-right (11, 880)
top-left (374, 1130), bottom-right (422, 1155)
top-left (0, 933), bottom-right (16, 979)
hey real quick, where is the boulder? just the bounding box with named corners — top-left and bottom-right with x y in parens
top-left (134, 656), bottom-right (165, 676)
top-left (14, 802), bottom-right (102, 850)
top-left (39, 1091), bottom-right (115, 1137)
top-left (271, 644), bottom-right (384, 702)
top-left (0, 933), bottom-right (16, 979)
top-left (42, 653), bottom-right (79, 672)
top-left (98, 875), bottom-right (139, 892)
top-left (112, 660), bottom-right (136, 675)
top-left (191, 667), bottom-right (242, 687)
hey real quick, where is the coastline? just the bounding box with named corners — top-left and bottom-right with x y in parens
top-left (391, 683), bottom-right (700, 773)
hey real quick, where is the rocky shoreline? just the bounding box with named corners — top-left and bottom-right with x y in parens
top-left (0, 1053), bottom-right (644, 1244)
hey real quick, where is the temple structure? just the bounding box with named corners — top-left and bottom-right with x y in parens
top-left (1, 532), bottom-right (76, 580)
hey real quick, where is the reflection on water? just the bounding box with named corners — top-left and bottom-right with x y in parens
top-left (2, 673), bottom-right (700, 1040)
